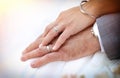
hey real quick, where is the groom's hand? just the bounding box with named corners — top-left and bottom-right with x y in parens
top-left (21, 27), bottom-right (100, 68)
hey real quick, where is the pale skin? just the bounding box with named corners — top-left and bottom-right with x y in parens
top-left (21, 27), bottom-right (100, 68)
top-left (39, 6), bottom-right (96, 51)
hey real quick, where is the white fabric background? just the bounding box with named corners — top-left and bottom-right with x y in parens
top-left (0, 0), bottom-right (120, 78)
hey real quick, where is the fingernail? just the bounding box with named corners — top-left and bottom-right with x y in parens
top-left (31, 63), bottom-right (36, 68)
top-left (52, 46), bottom-right (57, 50)
top-left (21, 56), bottom-right (26, 61)
top-left (39, 44), bottom-right (43, 48)
top-left (22, 49), bottom-right (26, 55)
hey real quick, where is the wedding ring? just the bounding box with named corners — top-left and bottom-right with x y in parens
top-left (53, 27), bottom-right (59, 33)
top-left (91, 29), bottom-right (98, 38)
top-left (46, 45), bottom-right (51, 53)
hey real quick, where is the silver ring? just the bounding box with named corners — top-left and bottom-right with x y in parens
top-left (91, 29), bottom-right (98, 38)
top-left (46, 45), bottom-right (51, 53)
top-left (53, 27), bottom-right (59, 33)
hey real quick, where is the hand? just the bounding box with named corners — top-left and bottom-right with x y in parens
top-left (39, 6), bottom-right (96, 51)
top-left (21, 27), bottom-right (100, 68)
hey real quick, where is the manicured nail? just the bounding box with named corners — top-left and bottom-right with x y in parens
top-left (52, 46), bottom-right (57, 50)
top-left (39, 44), bottom-right (43, 48)
top-left (31, 63), bottom-right (36, 68)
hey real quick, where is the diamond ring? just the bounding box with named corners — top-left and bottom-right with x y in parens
top-left (46, 45), bottom-right (51, 53)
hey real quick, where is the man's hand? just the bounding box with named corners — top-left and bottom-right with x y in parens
top-left (21, 27), bottom-right (100, 68)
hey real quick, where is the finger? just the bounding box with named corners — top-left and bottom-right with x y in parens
top-left (42, 21), bottom-right (56, 37)
top-left (21, 48), bottom-right (45, 61)
top-left (22, 35), bottom-right (43, 55)
top-left (53, 29), bottom-right (71, 50)
top-left (31, 52), bottom-right (63, 68)
top-left (21, 45), bottom-right (54, 61)
top-left (39, 25), bottom-right (64, 47)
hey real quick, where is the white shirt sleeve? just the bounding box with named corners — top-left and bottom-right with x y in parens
top-left (93, 22), bottom-right (105, 52)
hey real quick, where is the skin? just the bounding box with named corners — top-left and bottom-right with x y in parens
top-left (39, 0), bottom-right (120, 51)
top-left (39, 6), bottom-right (96, 50)
top-left (21, 27), bottom-right (100, 68)
top-left (21, 0), bottom-right (120, 68)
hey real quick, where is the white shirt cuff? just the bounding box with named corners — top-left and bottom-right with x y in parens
top-left (93, 22), bottom-right (105, 52)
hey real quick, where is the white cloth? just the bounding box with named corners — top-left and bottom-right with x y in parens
top-left (93, 23), bottom-right (105, 52)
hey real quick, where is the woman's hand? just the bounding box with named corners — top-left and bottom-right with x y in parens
top-left (40, 6), bottom-right (96, 50)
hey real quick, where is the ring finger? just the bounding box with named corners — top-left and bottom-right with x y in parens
top-left (40, 23), bottom-right (64, 47)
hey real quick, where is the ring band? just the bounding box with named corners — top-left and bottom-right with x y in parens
top-left (53, 27), bottom-right (59, 33)
top-left (46, 45), bottom-right (51, 53)
top-left (91, 29), bottom-right (98, 38)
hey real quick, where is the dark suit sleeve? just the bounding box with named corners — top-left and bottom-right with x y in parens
top-left (96, 13), bottom-right (120, 60)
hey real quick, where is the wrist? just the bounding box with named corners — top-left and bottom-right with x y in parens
top-left (80, 0), bottom-right (96, 19)
top-left (82, 0), bottom-right (101, 18)
top-left (82, 0), bottom-right (120, 18)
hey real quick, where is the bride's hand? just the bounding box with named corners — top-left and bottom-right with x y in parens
top-left (40, 6), bottom-right (96, 51)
